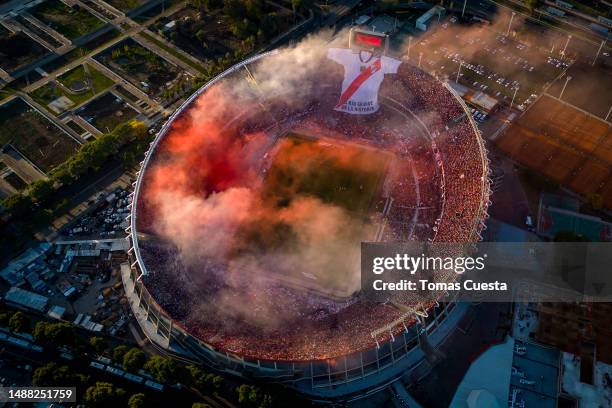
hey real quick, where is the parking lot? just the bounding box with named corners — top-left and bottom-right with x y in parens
top-left (411, 16), bottom-right (570, 110)
top-left (64, 188), bottom-right (130, 239)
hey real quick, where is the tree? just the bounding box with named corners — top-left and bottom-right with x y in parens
top-left (202, 0), bottom-right (222, 11)
top-left (291, 0), bottom-right (301, 14)
top-left (48, 163), bottom-right (73, 184)
top-left (89, 336), bottom-right (107, 354)
top-left (122, 348), bottom-right (146, 373)
top-left (525, 0), bottom-right (540, 11)
top-left (1, 193), bottom-right (33, 217)
top-left (187, 365), bottom-right (223, 391)
top-left (54, 197), bottom-right (70, 214)
top-left (196, 29), bottom-right (206, 44)
top-left (236, 384), bottom-right (258, 407)
top-left (585, 193), bottom-right (604, 210)
top-left (113, 344), bottom-right (129, 362)
top-left (143, 356), bottom-right (177, 383)
top-left (28, 179), bottom-right (54, 203)
top-left (128, 393), bottom-right (146, 408)
top-left (192, 403), bottom-right (213, 408)
top-left (67, 155), bottom-right (88, 178)
top-left (33, 363), bottom-right (87, 387)
top-left (236, 384), bottom-right (273, 408)
top-left (84, 382), bottom-right (126, 407)
top-left (8, 311), bottom-right (28, 333)
top-left (33, 322), bottom-right (76, 347)
top-left (261, 13), bottom-right (279, 39)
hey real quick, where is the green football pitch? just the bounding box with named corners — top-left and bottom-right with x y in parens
top-left (264, 133), bottom-right (390, 215)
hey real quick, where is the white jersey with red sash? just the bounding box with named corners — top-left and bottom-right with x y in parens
top-left (327, 48), bottom-right (401, 115)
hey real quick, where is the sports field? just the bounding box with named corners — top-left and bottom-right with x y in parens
top-left (496, 95), bottom-right (612, 208)
top-left (264, 134), bottom-right (390, 215)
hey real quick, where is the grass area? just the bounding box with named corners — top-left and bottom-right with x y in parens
top-left (139, 31), bottom-right (205, 74)
top-left (264, 134), bottom-right (389, 215)
top-left (58, 64), bottom-right (114, 91)
top-left (30, 0), bottom-right (104, 40)
top-left (30, 64), bottom-right (115, 114)
top-left (0, 98), bottom-right (79, 173)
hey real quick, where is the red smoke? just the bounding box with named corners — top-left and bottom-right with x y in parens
top-left (140, 84), bottom-right (368, 282)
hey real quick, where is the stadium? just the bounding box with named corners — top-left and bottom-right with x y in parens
top-left (122, 39), bottom-right (491, 400)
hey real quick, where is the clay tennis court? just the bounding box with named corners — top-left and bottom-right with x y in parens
top-left (496, 94), bottom-right (611, 208)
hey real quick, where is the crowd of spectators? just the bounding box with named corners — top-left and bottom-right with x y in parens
top-left (129, 60), bottom-right (490, 362)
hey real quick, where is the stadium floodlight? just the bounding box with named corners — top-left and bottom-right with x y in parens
top-left (561, 34), bottom-right (572, 57)
top-left (456, 60), bottom-right (463, 83)
top-left (510, 86), bottom-right (519, 109)
top-left (507, 12), bottom-right (516, 36)
top-left (560, 75), bottom-right (572, 100)
top-left (593, 39), bottom-right (606, 66)
top-left (349, 28), bottom-right (389, 55)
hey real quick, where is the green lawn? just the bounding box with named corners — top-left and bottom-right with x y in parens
top-left (30, 63), bottom-right (114, 114)
top-left (58, 64), bottom-right (114, 92)
top-left (30, 0), bottom-right (104, 40)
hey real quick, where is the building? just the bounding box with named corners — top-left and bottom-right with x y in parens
top-left (122, 50), bottom-right (489, 401)
top-left (448, 81), bottom-right (499, 114)
top-left (4, 287), bottom-right (48, 312)
top-left (466, 91), bottom-right (498, 114)
top-left (450, 337), bottom-right (560, 408)
top-left (537, 193), bottom-right (612, 241)
top-left (416, 6), bottom-right (445, 31)
top-left (560, 352), bottom-right (612, 406)
top-left (0, 243), bottom-right (51, 286)
top-left (47, 305), bottom-right (66, 320)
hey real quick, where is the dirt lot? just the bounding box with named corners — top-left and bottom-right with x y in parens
top-left (546, 61), bottom-right (612, 118)
top-left (496, 94), bottom-right (611, 208)
top-left (0, 97), bottom-right (80, 173)
top-left (76, 91), bottom-right (138, 133)
top-left (0, 26), bottom-right (49, 73)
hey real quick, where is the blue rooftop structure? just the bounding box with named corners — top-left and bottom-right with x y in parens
top-left (511, 340), bottom-right (560, 408)
top-left (451, 338), bottom-right (561, 408)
